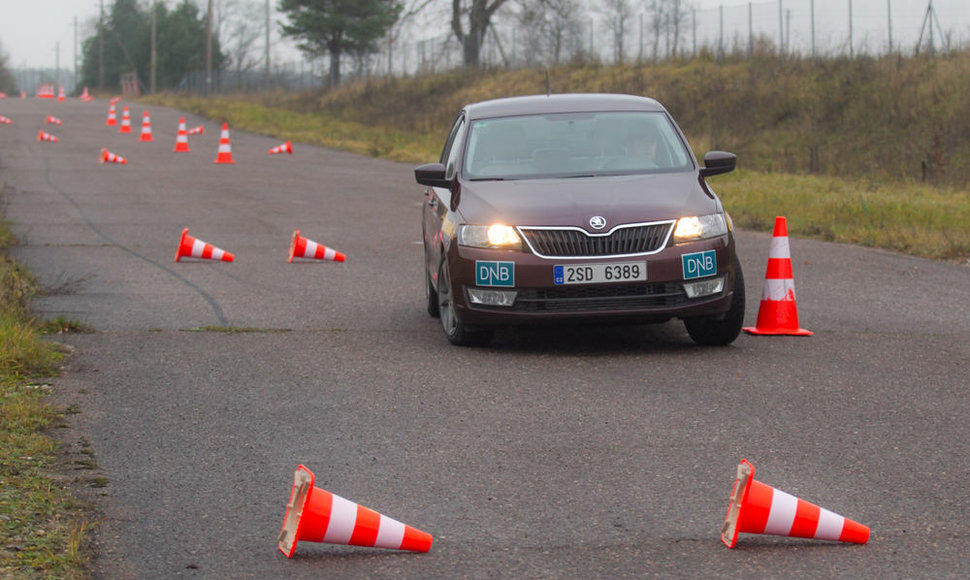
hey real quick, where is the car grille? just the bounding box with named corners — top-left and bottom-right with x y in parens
top-left (512, 283), bottom-right (688, 312)
top-left (518, 222), bottom-right (673, 258)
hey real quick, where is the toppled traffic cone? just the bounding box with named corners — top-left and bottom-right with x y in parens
top-left (139, 111), bottom-right (154, 142)
top-left (187, 125), bottom-right (205, 136)
top-left (742, 216), bottom-right (813, 336)
top-left (119, 106), bottom-right (132, 133)
top-left (288, 229), bottom-right (345, 263)
top-left (213, 123), bottom-right (234, 164)
top-left (174, 228), bottom-right (234, 262)
top-left (106, 102), bottom-right (118, 126)
top-left (278, 465), bottom-right (432, 558)
top-left (0, 115), bottom-right (11, 124)
top-left (37, 130), bottom-right (59, 143)
top-left (269, 140), bottom-right (293, 155)
top-left (721, 459), bottom-right (870, 548)
top-left (46, 115), bottom-right (63, 125)
top-left (100, 148), bottom-right (128, 165)
top-left (173, 118), bottom-right (190, 152)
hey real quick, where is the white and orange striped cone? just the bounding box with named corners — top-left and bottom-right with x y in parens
top-left (269, 140), bottom-right (293, 155)
top-left (106, 102), bottom-right (117, 126)
top-left (0, 115), bottom-right (11, 124)
top-left (742, 216), bottom-right (813, 336)
top-left (119, 106), bottom-right (132, 133)
top-left (173, 118), bottom-right (190, 152)
top-left (79, 86), bottom-right (93, 102)
top-left (278, 465), bottom-right (432, 558)
top-left (287, 229), bottom-right (346, 263)
top-left (100, 148), bottom-right (128, 165)
top-left (174, 228), bottom-right (234, 262)
top-left (46, 115), bottom-right (63, 125)
top-left (37, 130), bottom-right (59, 143)
top-left (721, 459), bottom-right (870, 548)
top-left (139, 111), bottom-right (154, 142)
top-left (187, 125), bottom-right (205, 136)
top-left (57, 85), bottom-right (65, 101)
top-left (213, 123), bottom-right (235, 164)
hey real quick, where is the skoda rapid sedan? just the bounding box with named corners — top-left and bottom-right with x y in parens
top-left (416, 93), bottom-right (744, 346)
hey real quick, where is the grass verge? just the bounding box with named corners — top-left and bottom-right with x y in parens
top-left (1, 214), bottom-right (90, 577)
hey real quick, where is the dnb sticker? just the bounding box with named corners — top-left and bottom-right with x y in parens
top-left (476, 261), bottom-right (514, 287)
top-left (682, 250), bottom-right (716, 280)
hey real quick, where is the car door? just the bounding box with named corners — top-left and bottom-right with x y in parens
top-left (423, 113), bottom-right (467, 286)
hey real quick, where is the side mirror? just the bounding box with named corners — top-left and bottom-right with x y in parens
top-left (414, 163), bottom-right (451, 188)
top-left (699, 151), bottom-right (736, 177)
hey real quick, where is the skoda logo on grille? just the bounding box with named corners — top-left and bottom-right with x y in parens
top-left (589, 216), bottom-right (607, 230)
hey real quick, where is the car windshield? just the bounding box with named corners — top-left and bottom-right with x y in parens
top-left (463, 111), bottom-right (693, 180)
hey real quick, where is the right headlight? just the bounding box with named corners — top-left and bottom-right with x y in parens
top-left (673, 213), bottom-right (728, 243)
top-left (458, 224), bottom-right (522, 250)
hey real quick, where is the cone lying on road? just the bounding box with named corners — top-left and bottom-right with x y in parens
top-left (174, 118), bottom-right (190, 152)
top-left (743, 216), bottom-right (813, 336)
top-left (37, 130), bottom-right (59, 143)
top-left (139, 111), bottom-right (154, 142)
top-left (106, 102), bottom-right (118, 126)
top-left (269, 140), bottom-right (293, 155)
top-left (174, 228), bottom-right (234, 262)
top-left (721, 459), bottom-right (870, 548)
top-left (288, 229), bottom-right (346, 263)
top-left (0, 115), bottom-right (11, 124)
top-left (119, 106), bottom-right (132, 133)
top-left (100, 148), bottom-right (128, 165)
top-left (46, 115), bottom-right (63, 125)
top-left (187, 125), bottom-right (205, 136)
top-left (213, 123), bottom-right (235, 164)
top-left (278, 465), bottom-right (432, 558)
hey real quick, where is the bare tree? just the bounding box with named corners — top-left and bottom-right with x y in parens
top-left (601, 0), bottom-right (633, 64)
top-left (451, 0), bottom-right (509, 68)
top-left (218, 0), bottom-right (264, 78)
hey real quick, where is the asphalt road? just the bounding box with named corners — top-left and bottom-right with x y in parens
top-left (2, 96), bottom-right (969, 579)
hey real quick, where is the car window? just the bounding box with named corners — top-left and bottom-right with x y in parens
top-left (443, 117), bottom-right (466, 181)
top-left (463, 111), bottom-right (694, 180)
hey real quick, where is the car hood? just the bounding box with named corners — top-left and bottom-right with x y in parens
top-left (456, 172), bottom-right (719, 230)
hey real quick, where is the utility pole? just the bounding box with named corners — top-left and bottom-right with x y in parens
top-left (74, 16), bottom-right (78, 90)
top-left (811, 0), bottom-right (816, 59)
top-left (98, 0), bottom-right (104, 89)
top-left (205, 0), bottom-right (214, 95)
top-left (265, 0), bottom-right (271, 84)
top-left (778, 0), bottom-right (784, 61)
top-left (887, 0), bottom-right (893, 54)
top-left (150, 2), bottom-right (156, 94)
top-left (849, 0), bottom-right (854, 59)
top-left (55, 42), bottom-right (60, 87)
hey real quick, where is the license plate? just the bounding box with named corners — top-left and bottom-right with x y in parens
top-left (554, 262), bottom-right (647, 285)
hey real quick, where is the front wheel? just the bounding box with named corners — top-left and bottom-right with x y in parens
top-left (437, 258), bottom-right (493, 346)
top-left (684, 256), bottom-right (745, 346)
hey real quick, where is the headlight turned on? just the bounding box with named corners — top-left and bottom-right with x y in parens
top-left (459, 224), bottom-right (522, 249)
top-left (673, 213), bottom-right (728, 243)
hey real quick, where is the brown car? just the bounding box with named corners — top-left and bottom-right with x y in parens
top-left (416, 93), bottom-right (743, 346)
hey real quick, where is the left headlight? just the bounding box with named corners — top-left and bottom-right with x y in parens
top-left (459, 224), bottom-right (522, 249)
top-left (673, 213), bottom-right (728, 243)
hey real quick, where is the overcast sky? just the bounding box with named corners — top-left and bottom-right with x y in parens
top-left (1, 0), bottom-right (967, 71)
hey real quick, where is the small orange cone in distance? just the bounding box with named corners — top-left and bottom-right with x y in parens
top-left (187, 125), bottom-right (205, 136)
top-left (119, 106), bottom-right (132, 133)
top-left (174, 228), bottom-right (234, 262)
top-left (721, 459), bottom-right (870, 548)
top-left (106, 102), bottom-right (117, 126)
top-left (288, 229), bottom-right (345, 263)
top-left (46, 115), bottom-right (63, 125)
top-left (743, 216), bottom-right (813, 336)
top-left (278, 465), bottom-right (432, 558)
top-left (100, 148), bottom-right (128, 164)
top-left (0, 115), bottom-right (12, 124)
top-left (139, 111), bottom-right (154, 142)
top-left (37, 130), bottom-right (59, 142)
top-left (213, 123), bottom-right (235, 164)
top-left (269, 140), bottom-right (293, 155)
top-left (174, 117), bottom-right (190, 152)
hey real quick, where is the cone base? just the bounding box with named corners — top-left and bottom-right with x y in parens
top-left (742, 326), bottom-right (814, 336)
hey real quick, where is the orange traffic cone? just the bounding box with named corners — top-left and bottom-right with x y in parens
top-left (119, 106), bottom-right (132, 133)
top-left (269, 140), bottom-right (293, 155)
top-left (57, 85), bottom-right (65, 101)
top-left (139, 111), bottom-right (154, 142)
top-left (742, 216), bottom-right (813, 336)
top-left (187, 125), bottom-right (205, 136)
top-left (174, 228), bottom-right (235, 262)
top-left (0, 115), bottom-right (11, 124)
top-left (79, 86), bottom-right (93, 102)
top-left (37, 130), bottom-right (59, 143)
top-left (287, 229), bottom-right (345, 263)
top-left (213, 123), bottom-right (235, 164)
top-left (278, 465), bottom-right (432, 558)
top-left (173, 118), bottom-right (190, 152)
top-left (106, 102), bottom-right (117, 126)
top-left (46, 115), bottom-right (63, 125)
top-left (100, 148), bottom-right (128, 165)
top-left (722, 459), bottom-right (869, 548)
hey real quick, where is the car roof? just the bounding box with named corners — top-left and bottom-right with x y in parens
top-left (463, 93), bottom-right (667, 120)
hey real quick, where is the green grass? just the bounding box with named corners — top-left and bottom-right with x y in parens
top-left (1, 218), bottom-right (90, 578)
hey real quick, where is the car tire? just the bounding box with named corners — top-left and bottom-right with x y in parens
top-left (437, 257), bottom-right (493, 346)
top-left (425, 247), bottom-right (440, 318)
top-left (684, 256), bottom-right (745, 346)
